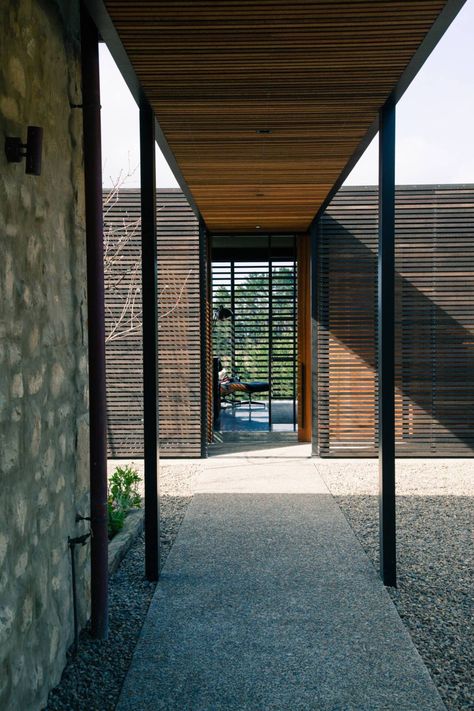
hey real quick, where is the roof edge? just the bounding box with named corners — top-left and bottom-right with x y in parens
top-left (307, 0), bottom-right (468, 230)
top-left (83, 0), bottom-right (203, 223)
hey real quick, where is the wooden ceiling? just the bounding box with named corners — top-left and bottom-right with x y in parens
top-left (103, 1), bottom-right (450, 233)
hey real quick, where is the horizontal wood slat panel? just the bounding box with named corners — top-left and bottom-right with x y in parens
top-left (103, 0), bottom-right (448, 232)
top-left (104, 189), bottom-right (202, 458)
top-left (316, 184), bottom-right (474, 457)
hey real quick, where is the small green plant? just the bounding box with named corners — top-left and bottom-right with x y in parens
top-left (107, 463), bottom-right (142, 538)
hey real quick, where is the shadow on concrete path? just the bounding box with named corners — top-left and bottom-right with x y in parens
top-left (116, 450), bottom-right (445, 711)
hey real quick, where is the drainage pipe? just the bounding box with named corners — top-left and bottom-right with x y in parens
top-left (68, 532), bottom-right (91, 654)
top-left (80, 3), bottom-right (109, 639)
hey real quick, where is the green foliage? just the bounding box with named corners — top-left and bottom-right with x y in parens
top-left (107, 463), bottom-right (142, 538)
top-left (213, 265), bottom-right (296, 397)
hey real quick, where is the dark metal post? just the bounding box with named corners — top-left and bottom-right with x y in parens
top-left (140, 99), bottom-right (160, 581)
top-left (80, 3), bottom-right (108, 639)
top-left (310, 220), bottom-right (319, 456)
top-left (230, 260), bottom-right (236, 378)
top-left (378, 99), bottom-right (397, 587)
top-left (292, 235), bottom-right (297, 432)
top-left (199, 218), bottom-right (209, 456)
top-left (268, 235), bottom-right (273, 430)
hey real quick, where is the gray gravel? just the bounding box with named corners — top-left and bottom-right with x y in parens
top-left (316, 458), bottom-right (474, 711)
top-left (47, 456), bottom-right (473, 710)
top-left (46, 461), bottom-right (198, 711)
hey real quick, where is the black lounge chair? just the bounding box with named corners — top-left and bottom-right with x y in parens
top-left (220, 378), bottom-right (269, 409)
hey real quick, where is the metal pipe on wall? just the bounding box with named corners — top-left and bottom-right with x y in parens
top-left (378, 99), bottom-right (397, 588)
top-left (139, 99), bottom-right (160, 582)
top-left (80, 3), bottom-right (109, 639)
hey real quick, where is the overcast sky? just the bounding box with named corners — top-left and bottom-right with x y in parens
top-left (100, 0), bottom-right (474, 189)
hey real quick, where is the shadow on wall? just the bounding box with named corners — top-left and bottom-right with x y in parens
top-left (317, 207), bottom-right (474, 454)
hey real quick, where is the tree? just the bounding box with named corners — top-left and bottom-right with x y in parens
top-left (103, 167), bottom-right (142, 344)
top-left (103, 167), bottom-right (192, 344)
top-left (212, 264), bottom-right (296, 397)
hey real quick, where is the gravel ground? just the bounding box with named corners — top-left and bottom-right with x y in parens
top-left (46, 456), bottom-right (473, 710)
top-left (46, 460), bottom-right (198, 711)
top-left (316, 459), bottom-right (474, 711)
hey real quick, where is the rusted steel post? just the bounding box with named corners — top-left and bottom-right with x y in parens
top-left (80, 3), bottom-right (109, 638)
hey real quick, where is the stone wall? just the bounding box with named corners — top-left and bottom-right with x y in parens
top-left (0, 1), bottom-right (90, 709)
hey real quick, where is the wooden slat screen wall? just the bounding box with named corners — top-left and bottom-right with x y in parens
top-left (104, 189), bottom-right (201, 458)
top-left (157, 193), bottom-right (202, 457)
top-left (316, 185), bottom-right (474, 457)
top-left (104, 189), bottom-right (143, 458)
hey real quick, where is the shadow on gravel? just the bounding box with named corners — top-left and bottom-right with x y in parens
top-left (333, 493), bottom-right (473, 711)
top-left (46, 494), bottom-right (192, 711)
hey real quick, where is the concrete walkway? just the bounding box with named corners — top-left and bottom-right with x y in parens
top-left (116, 445), bottom-right (445, 711)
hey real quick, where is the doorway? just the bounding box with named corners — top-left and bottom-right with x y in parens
top-left (212, 235), bottom-right (298, 438)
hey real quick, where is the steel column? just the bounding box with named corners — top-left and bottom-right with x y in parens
top-left (310, 220), bottom-right (319, 456)
top-left (268, 236), bottom-right (273, 430)
top-left (230, 261), bottom-right (236, 379)
top-left (80, 3), bottom-right (108, 639)
top-left (140, 99), bottom-right (160, 582)
top-left (199, 218), bottom-right (209, 457)
top-left (292, 235), bottom-right (297, 432)
top-left (378, 99), bottom-right (397, 587)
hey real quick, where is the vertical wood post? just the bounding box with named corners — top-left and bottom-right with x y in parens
top-left (80, 3), bottom-right (108, 639)
top-left (378, 100), bottom-right (397, 587)
top-left (140, 99), bottom-right (160, 581)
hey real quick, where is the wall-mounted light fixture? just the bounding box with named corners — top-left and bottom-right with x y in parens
top-left (5, 125), bottom-right (43, 176)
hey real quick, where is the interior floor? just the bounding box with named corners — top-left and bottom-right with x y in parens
top-left (218, 399), bottom-right (296, 433)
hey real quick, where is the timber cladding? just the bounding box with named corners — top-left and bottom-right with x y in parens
top-left (104, 189), bottom-right (201, 458)
top-left (315, 184), bottom-right (474, 457)
top-left (104, 185), bottom-right (474, 458)
top-left (102, 0), bottom-right (449, 233)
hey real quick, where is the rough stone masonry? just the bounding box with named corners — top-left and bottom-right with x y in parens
top-left (0, 1), bottom-right (91, 709)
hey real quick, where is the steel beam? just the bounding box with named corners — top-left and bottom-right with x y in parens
top-left (140, 99), bottom-right (160, 582)
top-left (80, 3), bottom-right (109, 640)
top-left (378, 100), bottom-right (397, 587)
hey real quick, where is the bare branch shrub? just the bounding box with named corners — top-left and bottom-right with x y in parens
top-left (103, 166), bottom-right (193, 344)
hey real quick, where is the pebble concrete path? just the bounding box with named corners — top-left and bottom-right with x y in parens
top-left (116, 444), bottom-right (446, 711)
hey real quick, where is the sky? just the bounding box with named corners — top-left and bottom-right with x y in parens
top-left (99, 0), bottom-right (474, 189)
